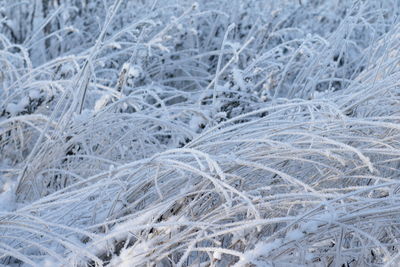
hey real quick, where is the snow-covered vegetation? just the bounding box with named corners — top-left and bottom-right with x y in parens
top-left (1, 0), bottom-right (400, 266)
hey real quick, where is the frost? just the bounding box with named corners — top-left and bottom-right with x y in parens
top-left (6, 103), bottom-right (23, 116)
top-left (234, 240), bottom-right (281, 267)
top-left (286, 229), bottom-right (305, 241)
top-left (28, 89), bottom-right (41, 100)
top-left (232, 68), bottom-right (246, 90)
top-left (1, 0), bottom-right (400, 266)
top-left (109, 240), bottom-right (154, 267)
top-left (189, 114), bottom-right (206, 132)
top-left (107, 42), bottom-right (122, 50)
top-left (213, 251), bottom-right (221, 260)
top-left (94, 94), bottom-right (112, 112)
top-left (127, 65), bottom-right (142, 78)
top-left (0, 181), bottom-right (15, 212)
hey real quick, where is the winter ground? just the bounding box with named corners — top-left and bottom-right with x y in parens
top-left (1, 0), bottom-right (400, 266)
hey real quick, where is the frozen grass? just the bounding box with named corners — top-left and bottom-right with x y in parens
top-left (1, 0), bottom-right (400, 266)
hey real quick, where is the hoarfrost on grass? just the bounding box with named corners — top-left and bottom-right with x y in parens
top-left (1, 0), bottom-right (400, 266)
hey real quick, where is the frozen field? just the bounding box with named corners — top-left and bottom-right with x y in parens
top-left (1, 0), bottom-right (400, 266)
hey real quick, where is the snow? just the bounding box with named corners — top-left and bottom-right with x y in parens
top-left (5, 96), bottom-right (31, 115)
top-left (108, 42), bottom-right (122, 50)
top-left (109, 240), bottom-right (153, 267)
top-left (1, 0), bottom-right (400, 266)
top-left (94, 94), bottom-right (112, 112)
top-left (234, 240), bottom-right (281, 267)
top-left (0, 180), bottom-right (15, 212)
top-left (213, 251), bottom-right (222, 261)
top-left (6, 103), bottom-right (24, 116)
top-left (286, 229), bottom-right (305, 241)
top-left (232, 68), bottom-right (246, 90)
top-left (28, 89), bottom-right (41, 100)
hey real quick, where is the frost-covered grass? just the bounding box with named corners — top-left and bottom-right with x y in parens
top-left (1, 0), bottom-right (400, 266)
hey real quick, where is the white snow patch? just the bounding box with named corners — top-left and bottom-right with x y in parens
top-left (0, 181), bottom-right (16, 212)
top-left (108, 42), bottom-right (122, 50)
top-left (286, 229), bottom-right (304, 241)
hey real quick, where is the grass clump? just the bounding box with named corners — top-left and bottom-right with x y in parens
top-left (1, 0), bottom-right (400, 266)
